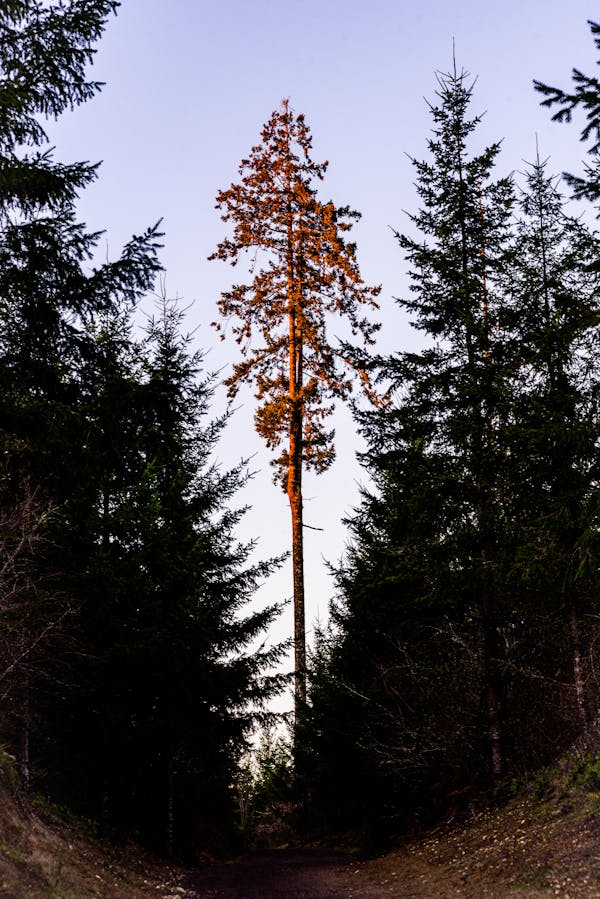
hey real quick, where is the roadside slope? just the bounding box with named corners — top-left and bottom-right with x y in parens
top-left (3, 745), bottom-right (600, 897)
top-left (0, 752), bottom-right (182, 898)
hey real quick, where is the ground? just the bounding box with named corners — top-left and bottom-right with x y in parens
top-left (3, 749), bottom-right (600, 897)
top-left (178, 796), bottom-right (600, 898)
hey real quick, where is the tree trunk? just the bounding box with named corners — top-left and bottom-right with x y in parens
top-left (481, 550), bottom-right (503, 784)
top-left (20, 675), bottom-right (30, 789)
top-left (483, 627), bottom-right (504, 783)
top-left (570, 602), bottom-right (588, 731)
top-left (284, 140), bottom-right (306, 718)
top-left (288, 406), bottom-right (306, 717)
top-left (166, 758), bottom-right (175, 859)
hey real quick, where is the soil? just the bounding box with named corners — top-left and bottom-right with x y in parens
top-left (181, 849), bottom-right (355, 898)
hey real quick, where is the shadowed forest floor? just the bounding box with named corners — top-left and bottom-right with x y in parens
top-left (4, 752), bottom-right (600, 897)
top-left (180, 803), bottom-right (600, 899)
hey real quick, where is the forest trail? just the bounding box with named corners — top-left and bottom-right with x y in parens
top-left (178, 844), bottom-right (551, 898)
top-left (182, 849), bottom-right (363, 898)
top-left (3, 750), bottom-right (600, 897)
top-left (180, 847), bottom-right (452, 898)
top-left (177, 784), bottom-right (600, 899)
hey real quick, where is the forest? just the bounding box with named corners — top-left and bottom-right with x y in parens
top-left (2, 0), bottom-right (600, 866)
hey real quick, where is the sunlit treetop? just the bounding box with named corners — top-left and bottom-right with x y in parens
top-left (210, 100), bottom-right (380, 481)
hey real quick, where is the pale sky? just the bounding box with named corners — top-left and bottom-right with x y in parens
top-left (46, 0), bottom-right (598, 712)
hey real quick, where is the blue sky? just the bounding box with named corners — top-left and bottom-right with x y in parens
top-left (46, 0), bottom-right (598, 710)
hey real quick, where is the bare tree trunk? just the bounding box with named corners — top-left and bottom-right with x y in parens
top-left (283, 134), bottom-right (306, 718)
top-left (166, 758), bottom-right (175, 859)
top-left (288, 400), bottom-right (306, 717)
top-left (483, 642), bottom-right (503, 783)
top-left (570, 602), bottom-right (588, 731)
top-left (481, 559), bottom-right (503, 784)
top-left (290, 491), bottom-right (305, 711)
top-left (20, 675), bottom-right (30, 789)
top-left (486, 682), bottom-right (503, 782)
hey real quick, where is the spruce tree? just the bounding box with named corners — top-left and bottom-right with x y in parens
top-left (0, 0), bottom-right (118, 218)
top-left (305, 75), bottom-right (600, 839)
top-left (59, 298), bottom-right (287, 854)
top-left (0, 0), bottom-right (162, 789)
top-left (305, 67), bottom-right (517, 835)
top-left (503, 154), bottom-right (600, 740)
top-left (535, 20), bottom-right (600, 206)
top-left (0, 0), bottom-right (162, 503)
top-left (0, 2), bottom-right (287, 855)
top-left (210, 100), bottom-right (380, 716)
top-left (385, 65), bottom-right (516, 782)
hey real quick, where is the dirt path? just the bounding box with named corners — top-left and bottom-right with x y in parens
top-left (174, 816), bottom-right (600, 899)
top-left (177, 847), bottom-right (514, 899)
top-left (179, 848), bottom-right (404, 898)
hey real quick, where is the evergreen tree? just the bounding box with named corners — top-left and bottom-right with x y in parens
top-left (535, 20), bottom-right (600, 206)
top-left (305, 73), bottom-right (600, 841)
top-left (501, 154), bottom-right (600, 745)
top-left (0, 0), bottom-right (118, 218)
top-left (0, 0), bottom-right (161, 791)
top-left (0, 2), bottom-right (162, 797)
top-left (0, 1), bottom-right (287, 855)
top-left (54, 299), bottom-right (287, 855)
top-left (304, 66), bottom-right (518, 837)
top-left (0, 0), bottom-right (162, 506)
top-left (210, 100), bottom-right (380, 715)
top-left (381, 65), bottom-right (516, 782)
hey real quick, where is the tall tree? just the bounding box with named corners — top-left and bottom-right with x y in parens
top-left (389, 66), bottom-right (516, 781)
top-left (55, 298), bottom-right (287, 854)
top-left (303, 77), bottom-right (600, 842)
top-left (503, 154), bottom-right (600, 736)
top-left (0, 0), bottom-right (288, 856)
top-left (0, 0), bottom-right (162, 788)
top-left (304, 67), bottom-right (517, 827)
top-left (210, 100), bottom-right (379, 715)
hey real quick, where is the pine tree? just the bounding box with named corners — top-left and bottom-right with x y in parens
top-left (0, 0), bottom-right (162, 790)
top-left (210, 100), bottom-right (379, 715)
top-left (0, 0), bottom-right (118, 218)
top-left (0, 1), bottom-right (288, 855)
top-left (0, 0), bottom-right (162, 501)
top-left (305, 74), bottom-right (600, 840)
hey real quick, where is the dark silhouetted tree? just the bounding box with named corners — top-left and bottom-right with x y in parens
top-left (0, 2), bottom-right (287, 856)
top-left (302, 66), bottom-right (518, 839)
top-left (535, 20), bottom-right (600, 206)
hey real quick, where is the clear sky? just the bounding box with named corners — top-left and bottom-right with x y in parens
top-left (46, 0), bottom-right (598, 712)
